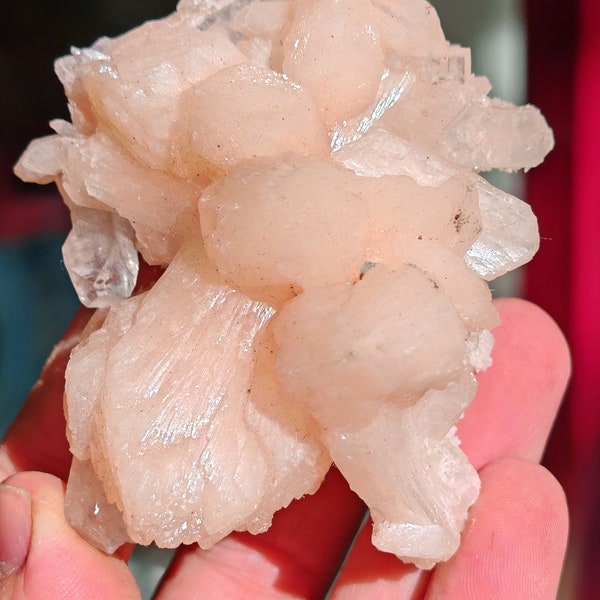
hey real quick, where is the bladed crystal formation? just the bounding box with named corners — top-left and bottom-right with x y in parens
top-left (15, 0), bottom-right (553, 568)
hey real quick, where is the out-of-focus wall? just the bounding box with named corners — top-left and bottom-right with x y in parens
top-left (430, 0), bottom-right (527, 298)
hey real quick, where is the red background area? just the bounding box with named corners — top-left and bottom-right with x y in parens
top-left (527, 0), bottom-right (599, 596)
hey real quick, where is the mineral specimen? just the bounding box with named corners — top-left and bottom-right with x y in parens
top-left (14, 0), bottom-right (553, 569)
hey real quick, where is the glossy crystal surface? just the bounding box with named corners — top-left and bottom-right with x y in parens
top-left (15, 0), bottom-right (552, 568)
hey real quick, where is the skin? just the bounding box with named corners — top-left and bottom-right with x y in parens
top-left (0, 297), bottom-right (570, 599)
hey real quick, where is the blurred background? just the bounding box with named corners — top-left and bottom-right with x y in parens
top-left (0, 1), bottom-right (596, 598)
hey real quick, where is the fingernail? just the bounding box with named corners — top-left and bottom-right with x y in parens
top-left (0, 484), bottom-right (32, 578)
top-left (0, 447), bottom-right (17, 482)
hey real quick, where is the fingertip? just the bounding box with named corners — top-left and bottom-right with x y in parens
top-left (1, 471), bottom-right (141, 600)
top-left (492, 297), bottom-right (571, 385)
top-left (427, 458), bottom-right (569, 600)
top-left (459, 298), bottom-right (571, 468)
top-left (0, 446), bottom-right (17, 483)
top-left (0, 483), bottom-right (32, 579)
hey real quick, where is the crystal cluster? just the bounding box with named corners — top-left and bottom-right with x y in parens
top-left (14, 0), bottom-right (553, 569)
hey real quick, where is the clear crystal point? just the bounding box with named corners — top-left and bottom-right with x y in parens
top-left (62, 207), bottom-right (139, 308)
top-left (465, 178), bottom-right (540, 280)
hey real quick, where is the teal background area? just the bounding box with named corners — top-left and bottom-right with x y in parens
top-left (0, 236), bottom-right (79, 437)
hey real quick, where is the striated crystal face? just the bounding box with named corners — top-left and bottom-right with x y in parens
top-left (14, 0), bottom-right (553, 569)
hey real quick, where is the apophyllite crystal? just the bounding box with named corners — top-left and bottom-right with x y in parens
top-left (14, 0), bottom-right (553, 569)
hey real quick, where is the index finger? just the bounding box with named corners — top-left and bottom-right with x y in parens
top-left (458, 297), bottom-right (571, 469)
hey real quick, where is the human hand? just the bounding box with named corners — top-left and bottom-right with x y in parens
top-left (0, 298), bottom-right (570, 599)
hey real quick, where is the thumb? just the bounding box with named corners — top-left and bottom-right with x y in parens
top-left (0, 471), bottom-right (140, 599)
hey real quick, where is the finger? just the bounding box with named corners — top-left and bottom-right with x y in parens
top-left (458, 297), bottom-right (571, 469)
top-left (425, 458), bottom-right (568, 600)
top-left (155, 467), bottom-right (367, 600)
top-left (328, 298), bottom-right (570, 599)
top-left (0, 471), bottom-right (140, 600)
top-left (326, 520), bottom-right (432, 600)
top-left (1, 307), bottom-right (93, 482)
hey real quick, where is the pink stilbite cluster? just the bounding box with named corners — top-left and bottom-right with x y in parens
top-left (15, 0), bottom-right (553, 568)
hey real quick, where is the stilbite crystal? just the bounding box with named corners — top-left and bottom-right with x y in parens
top-left (14, 0), bottom-right (553, 568)
top-left (64, 242), bottom-right (328, 549)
